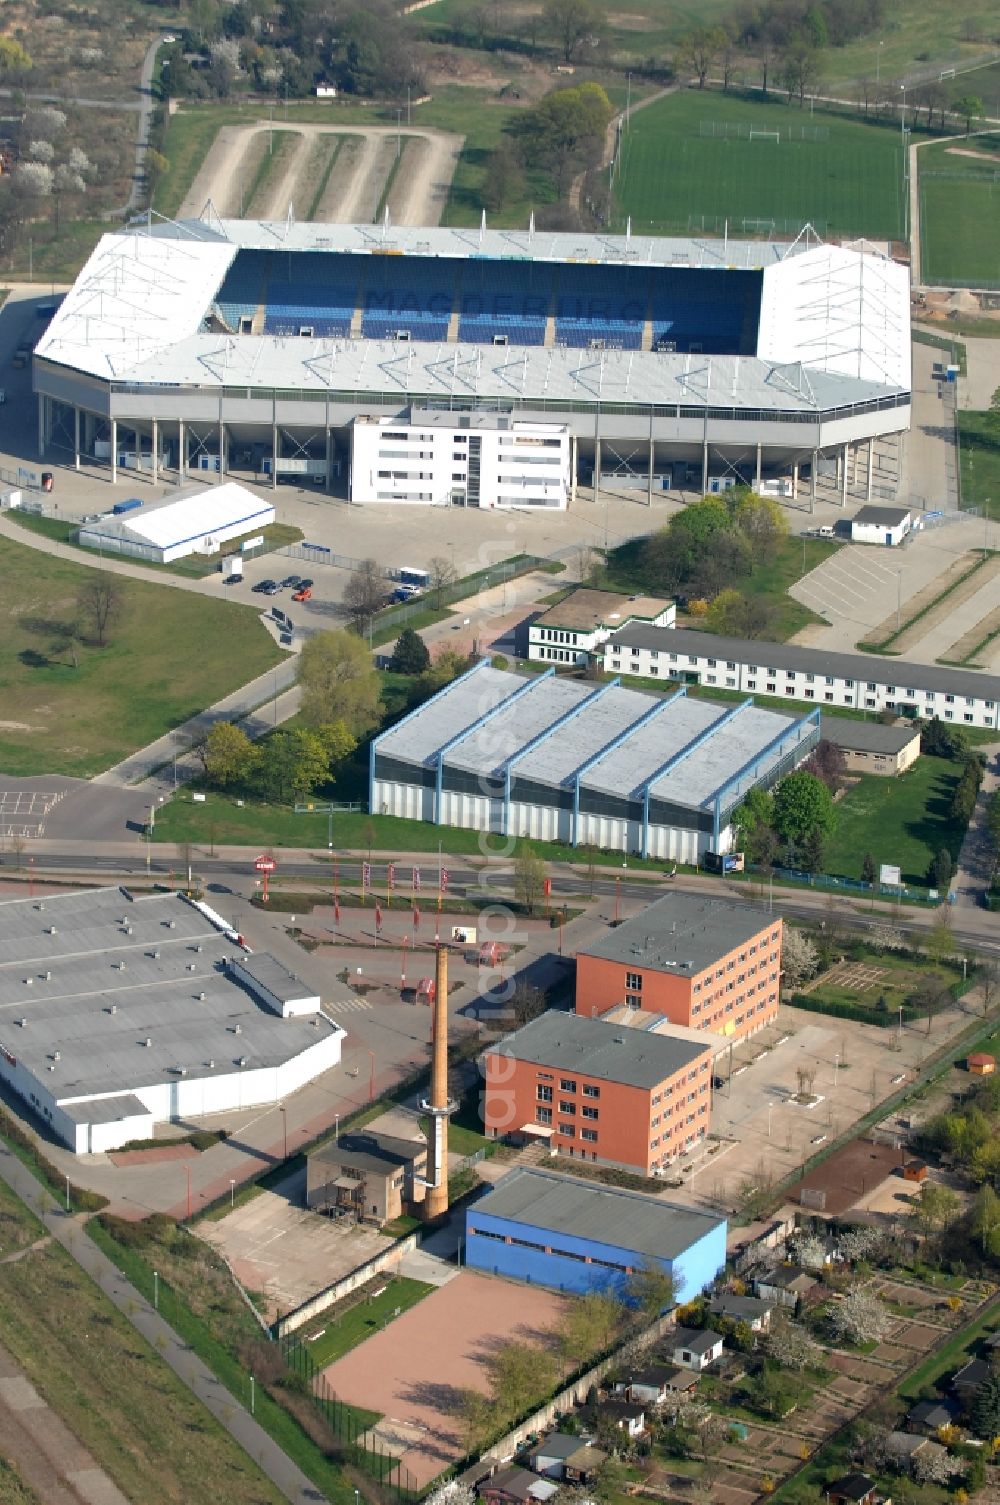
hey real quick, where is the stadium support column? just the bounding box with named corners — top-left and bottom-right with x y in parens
top-left (110, 417), bottom-right (117, 486)
top-left (271, 392), bottom-right (278, 492)
top-left (867, 439), bottom-right (874, 501)
top-left (570, 434), bottom-right (578, 505)
top-left (792, 460), bottom-right (798, 500)
top-left (37, 395), bottom-right (46, 458)
top-left (701, 408), bottom-right (709, 494)
top-left (810, 452), bottom-right (818, 514)
top-left (755, 442), bottom-right (762, 492)
top-left (647, 405), bottom-right (654, 506)
top-left (593, 404), bottom-right (601, 504)
top-left (151, 418), bottom-right (158, 485)
top-left (841, 442), bottom-right (849, 507)
top-left (74, 406), bottom-right (80, 471)
top-left (217, 396), bottom-right (225, 484)
top-left (178, 420), bottom-right (186, 483)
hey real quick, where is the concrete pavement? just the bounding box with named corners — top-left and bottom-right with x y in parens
top-left (0, 1142), bottom-right (328, 1505)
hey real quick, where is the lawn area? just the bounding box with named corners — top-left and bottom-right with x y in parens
top-left (613, 91), bottom-right (905, 238)
top-left (0, 1190), bottom-right (285, 1505)
top-left (0, 536), bottom-right (284, 776)
top-left (823, 755), bottom-right (964, 886)
top-left (0, 1457), bottom-right (42, 1505)
top-left (602, 534), bottom-right (837, 641)
top-left (958, 411), bottom-right (1000, 521)
top-left (898, 1296), bottom-right (1000, 1401)
top-left (919, 135), bottom-right (1000, 288)
top-left (804, 952), bottom-right (963, 1013)
top-left (297, 1276), bottom-right (434, 1370)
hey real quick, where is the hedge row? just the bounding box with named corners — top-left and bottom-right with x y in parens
top-left (789, 993), bottom-right (924, 1027)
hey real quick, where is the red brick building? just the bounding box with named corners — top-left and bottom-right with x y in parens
top-left (575, 893), bottom-right (782, 1044)
top-left (483, 1011), bottom-right (714, 1174)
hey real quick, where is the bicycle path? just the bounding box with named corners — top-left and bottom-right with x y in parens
top-left (0, 1141), bottom-right (327, 1504)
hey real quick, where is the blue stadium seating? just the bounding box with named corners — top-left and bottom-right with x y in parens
top-left (214, 250), bottom-right (270, 332)
top-left (458, 259), bottom-right (549, 345)
top-left (649, 270), bottom-right (761, 355)
top-left (361, 256), bottom-right (454, 341)
top-left (553, 264), bottom-right (647, 349)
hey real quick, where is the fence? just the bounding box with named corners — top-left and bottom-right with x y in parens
top-left (276, 1232), bottom-right (420, 1337)
top-left (278, 1331), bottom-right (419, 1501)
top-left (747, 863), bottom-right (942, 906)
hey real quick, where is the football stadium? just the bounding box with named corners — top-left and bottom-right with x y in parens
top-left (33, 215), bottom-right (911, 509)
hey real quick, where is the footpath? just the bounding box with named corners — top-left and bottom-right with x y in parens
top-left (0, 1141), bottom-right (327, 1505)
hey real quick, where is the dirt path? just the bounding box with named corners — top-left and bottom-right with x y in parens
top-left (177, 119), bottom-right (464, 225)
top-left (313, 134), bottom-right (363, 220)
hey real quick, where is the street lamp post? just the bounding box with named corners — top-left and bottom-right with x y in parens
top-left (279, 1104), bottom-right (287, 1160)
top-left (767, 1102), bottom-right (774, 1138)
top-left (154, 1269), bottom-right (159, 1310)
top-left (230, 1178), bottom-right (235, 1208)
top-left (896, 569), bottom-right (902, 630)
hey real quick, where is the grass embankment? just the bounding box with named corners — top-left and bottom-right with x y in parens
top-left (920, 133), bottom-right (1000, 288)
top-left (0, 1182), bottom-right (285, 1505)
top-left (958, 411), bottom-right (1000, 523)
top-left (823, 755), bottom-right (965, 886)
top-left (297, 1276), bottom-right (434, 1369)
top-left (0, 535), bottom-right (283, 776)
top-left (613, 90), bottom-right (906, 238)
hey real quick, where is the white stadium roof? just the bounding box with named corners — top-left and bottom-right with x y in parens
top-left (34, 217), bottom-right (910, 407)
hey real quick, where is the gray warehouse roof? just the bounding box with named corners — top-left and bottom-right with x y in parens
top-left (488, 1010), bottom-right (711, 1090)
top-left (608, 625), bottom-right (1000, 704)
top-left (469, 1166), bottom-right (725, 1263)
top-left (375, 663), bottom-right (810, 815)
top-left (579, 892), bottom-right (775, 977)
top-left (0, 887), bottom-right (342, 1102)
top-left (231, 952), bottom-right (315, 1004)
top-left (852, 505), bottom-right (911, 526)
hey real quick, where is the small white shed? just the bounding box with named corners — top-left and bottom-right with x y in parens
top-left (850, 505), bottom-right (912, 547)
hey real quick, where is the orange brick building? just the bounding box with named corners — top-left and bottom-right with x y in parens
top-left (575, 893), bottom-right (782, 1045)
top-left (484, 1011), bottom-right (714, 1174)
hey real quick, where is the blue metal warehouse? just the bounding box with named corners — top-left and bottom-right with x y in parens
top-left (465, 1167), bottom-right (727, 1300)
top-left (370, 662), bottom-right (819, 861)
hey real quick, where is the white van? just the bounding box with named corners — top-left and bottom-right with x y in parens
top-left (817, 525), bottom-right (835, 539)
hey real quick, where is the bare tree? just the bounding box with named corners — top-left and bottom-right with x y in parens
top-left (76, 573), bottom-right (123, 647)
top-left (428, 554), bottom-right (458, 606)
top-left (342, 559), bottom-right (385, 631)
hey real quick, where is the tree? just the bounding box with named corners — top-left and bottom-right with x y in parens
top-left (481, 139), bottom-right (524, 213)
top-left (514, 842), bottom-right (547, 914)
top-left (256, 728), bottom-right (333, 802)
top-left (780, 40), bottom-right (822, 106)
top-left (626, 1260), bottom-right (676, 1316)
top-left (388, 627), bottom-right (430, 675)
top-left (202, 721), bottom-right (259, 787)
top-left (543, 0), bottom-right (599, 62)
top-left (485, 1339), bottom-right (557, 1423)
top-left (861, 852), bottom-right (876, 888)
top-left (953, 93), bottom-right (984, 134)
top-left (677, 26), bottom-right (726, 88)
top-left (801, 826), bottom-right (826, 875)
top-left (297, 630), bottom-right (381, 736)
top-left (827, 1287), bottom-right (891, 1346)
top-left (971, 1185), bottom-right (1000, 1257)
top-left (909, 1181), bottom-right (959, 1239)
top-left (343, 558), bottom-right (385, 629)
top-left (870, 921), bottom-right (904, 953)
top-left (803, 739), bottom-right (847, 793)
top-left (557, 1290), bottom-right (622, 1366)
top-left (422, 647), bottom-right (474, 692)
top-left (0, 37), bottom-right (32, 75)
top-left (748, 1362), bottom-right (798, 1417)
top-left (428, 554), bottom-right (458, 606)
top-left (970, 1373), bottom-right (1000, 1440)
top-left (732, 786), bottom-right (775, 845)
top-left (781, 927), bottom-right (819, 988)
top-left (924, 905), bottom-right (954, 964)
top-left (509, 980), bottom-right (547, 1027)
top-left (838, 1226), bottom-right (887, 1264)
top-left (772, 772), bottom-right (835, 847)
top-left (765, 1313), bottom-right (821, 1370)
top-left (77, 573), bottom-right (123, 647)
top-left (732, 489), bottom-right (789, 562)
top-left (921, 718), bottom-right (970, 761)
top-left (704, 589), bottom-right (776, 639)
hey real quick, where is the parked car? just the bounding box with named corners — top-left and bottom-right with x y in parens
top-left (292, 585), bottom-right (312, 602)
top-left (252, 579), bottom-right (278, 594)
top-left (297, 578), bottom-right (313, 590)
top-left (279, 575), bottom-right (300, 589)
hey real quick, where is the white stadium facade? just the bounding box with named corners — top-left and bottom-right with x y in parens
top-left (33, 215), bottom-right (911, 507)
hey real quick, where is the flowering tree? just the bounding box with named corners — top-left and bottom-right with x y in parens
top-left (828, 1287), bottom-right (891, 1347)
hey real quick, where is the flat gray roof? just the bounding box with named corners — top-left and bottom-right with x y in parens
top-left (819, 716), bottom-right (920, 755)
top-left (853, 505), bottom-right (911, 526)
top-left (446, 677), bottom-right (590, 777)
top-left (469, 1166), bottom-right (725, 1263)
top-left (375, 666), bottom-right (517, 767)
top-left (579, 892), bottom-right (775, 977)
top-left (533, 589), bottom-right (672, 632)
top-left (489, 1010), bottom-right (710, 1089)
top-left (232, 952), bottom-right (315, 1003)
top-left (0, 887), bottom-right (342, 1103)
top-left (513, 684), bottom-right (656, 788)
top-left (60, 1092), bottom-right (149, 1124)
top-left (609, 625), bottom-right (1000, 704)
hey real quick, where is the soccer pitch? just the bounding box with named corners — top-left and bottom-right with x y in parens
top-left (919, 135), bottom-right (1000, 287)
top-left (613, 92), bottom-right (906, 239)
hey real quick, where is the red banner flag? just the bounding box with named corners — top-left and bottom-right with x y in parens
top-left (412, 905), bottom-right (421, 930)
top-left (375, 902), bottom-right (383, 933)
top-left (334, 898), bottom-right (341, 925)
top-left (387, 863), bottom-right (397, 890)
top-left (412, 866), bottom-right (421, 893)
top-left (440, 868), bottom-right (450, 892)
top-left (362, 862), bottom-right (371, 891)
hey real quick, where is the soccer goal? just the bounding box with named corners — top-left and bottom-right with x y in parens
top-left (749, 128), bottom-right (781, 142)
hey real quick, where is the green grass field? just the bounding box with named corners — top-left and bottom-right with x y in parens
top-left (613, 91), bottom-right (906, 238)
top-left (958, 411), bottom-right (1000, 520)
top-left (0, 1182), bottom-right (285, 1505)
top-left (298, 1277), bottom-right (434, 1370)
top-left (805, 953), bottom-right (962, 1012)
top-left (0, 537), bottom-right (283, 776)
top-left (919, 134), bottom-right (1000, 287)
top-left (823, 755), bottom-right (964, 886)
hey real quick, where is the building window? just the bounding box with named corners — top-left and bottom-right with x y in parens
top-left (558, 1121), bottom-right (575, 1137)
top-left (559, 1078), bottom-right (577, 1093)
top-left (581, 1129), bottom-right (598, 1143)
top-left (535, 1107), bottom-right (552, 1125)
top-left (537, 1084), bottom-right (552, 1102)
top-left (625, 993), bottom-right (642, 1007)
top-left (559, 1101), bottom-right (576, 1116)
top-left (582, 1106), bottom-right (599, 1120)
top-left (625, 971), bottom-right (643, 991)
top-left (582, 1084), bottom-right (600, 1098)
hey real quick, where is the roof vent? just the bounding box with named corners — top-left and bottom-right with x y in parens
top-left (46, 926), bottom-right (56, 935)
top-left (188, 963), bottom-right (196, 972)
top-left (44, 971), bottom-right (51, 981)
top-left (167, 920), bottom-right (176, 929)
top-left (614, 1036), bottom-right (625, 1044)
top-left (233, 1023), bottom-right (242, 1035)
top-left (208, 1059), bottom-right (215, 1070)
top-left (174, 1065), bottom-right (187, 1076)
top-left (151, 950), bottom-right (160, 960)
top-left (144, 1037), bottom-right (152, 1048)
top-left (24, 978), bottom-right (33, 987)
top-left (109, 1004), bottom-right (117, 1015)
top-left (116, 961), bottom-right (126, 971)
top-left (123, 925), bottom-right (133, 935)
top-left (238, 1056), bottom-right (248, 1068)
top-left (198, 991), bottom-right (206, 1002)
top-left (36, 903), bottom-right (44, 911)
top-left (52, 1051), bottom-right (60, 1062)
top-left (18, 1018), bottom-right (27, 1028)
top-left (194, 944), bottom-right (202, 954)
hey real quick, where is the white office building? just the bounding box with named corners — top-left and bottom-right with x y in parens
top-left (350, 410), bottom-right (571, 508)
top-left (603, 626), bottom-right (1000, 729)
top-left (527, 587), bottom-right (675, 666)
